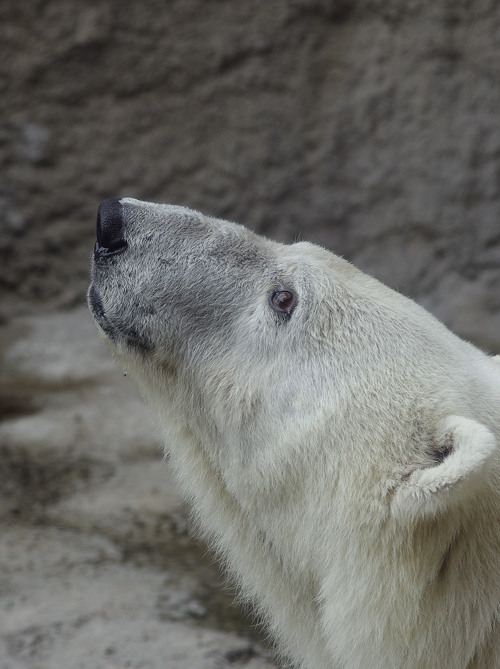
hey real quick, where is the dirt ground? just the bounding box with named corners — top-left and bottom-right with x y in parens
top-left (0, 307), bottom-right (282, 669)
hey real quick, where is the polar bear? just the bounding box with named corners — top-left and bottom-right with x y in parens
top-left (88, 198), bottom-right (500, 669)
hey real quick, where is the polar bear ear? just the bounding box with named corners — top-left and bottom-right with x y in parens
top-left (392, 416), bottom-right (497, 522)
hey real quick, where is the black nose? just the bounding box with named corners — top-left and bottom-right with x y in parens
top-left (94, 199), bottom-right (128, 259)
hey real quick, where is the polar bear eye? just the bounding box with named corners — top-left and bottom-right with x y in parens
top-left (270, 290), bottom-right (295, 316)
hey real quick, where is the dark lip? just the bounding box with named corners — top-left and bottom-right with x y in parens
top-left (87, 284), bottom-right (116, 341)
top-left (88, 284), bottom-right (154, 353)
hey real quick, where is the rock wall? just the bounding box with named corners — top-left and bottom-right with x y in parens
top-left (2, 0), bottom-right (500, 348)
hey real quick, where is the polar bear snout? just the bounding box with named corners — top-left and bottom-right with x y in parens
top-left (93, 198), bottom-right (128, 260)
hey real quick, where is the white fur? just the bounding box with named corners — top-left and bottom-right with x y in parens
top-left (392, 416), bottom-right (497, 520)
top-left (90, 199), bottom-right (500, 669)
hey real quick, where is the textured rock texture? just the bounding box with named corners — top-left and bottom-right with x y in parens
top-left (1, 0), bottom-right (500, 349)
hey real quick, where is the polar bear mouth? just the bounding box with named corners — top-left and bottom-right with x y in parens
top-left (88, 283), bottom-right (154, 353)
top-left (87, 284), bottom-right (115, 341)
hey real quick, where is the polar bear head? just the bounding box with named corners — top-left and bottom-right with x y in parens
top-left (89, 198), bottom-right (496, 513)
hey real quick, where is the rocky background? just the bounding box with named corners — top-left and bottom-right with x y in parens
top-left (1, 0), bottom-right (500, 667)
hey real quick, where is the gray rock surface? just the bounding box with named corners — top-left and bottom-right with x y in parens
top-left (0, 307), bottom-right (280, 669)
top-left (1, 0), bottom-right (500, 350)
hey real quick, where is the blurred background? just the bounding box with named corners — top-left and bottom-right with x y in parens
top-left (1, 1), bottom-right (500, 667)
